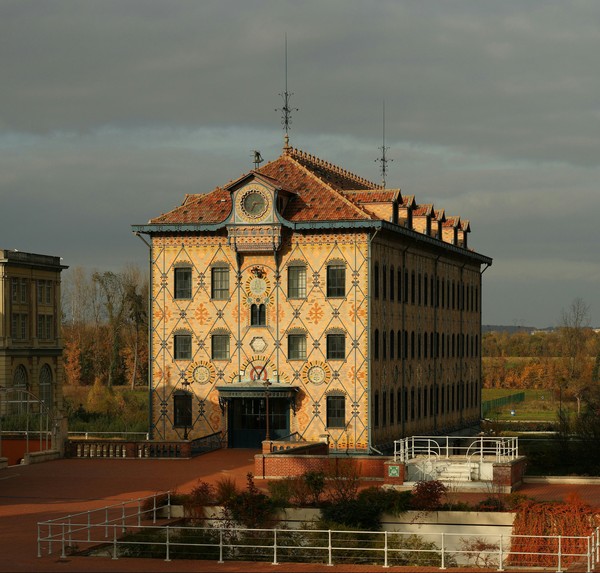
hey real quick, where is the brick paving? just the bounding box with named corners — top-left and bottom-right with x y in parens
top-left (1, 451), bottom-right (599, 572)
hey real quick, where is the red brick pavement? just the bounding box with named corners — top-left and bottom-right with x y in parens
top-left (1, 451), bottom-right (599, 572)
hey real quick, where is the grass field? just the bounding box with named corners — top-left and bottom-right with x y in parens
top-left (481, 388), bottom-right (573, 421)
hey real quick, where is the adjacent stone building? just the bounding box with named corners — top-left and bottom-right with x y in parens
top-left (0, 250), bottom-right (68, 452)
top-left (133, 142), bottom-right (492, 452)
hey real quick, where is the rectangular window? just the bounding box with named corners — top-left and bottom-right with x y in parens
top-left (11, 278), bottom-right (18, 303)
top-left (211, 267), bottom-right (230, 300)
top-left (288, 334), bottom-right (307, 360)
top-left (37, 281), bottom-right (43, 304)
top-left (326, 333), bottom-right (345, 360)
top-left (46, 281), bottom-right (52, 304)
top-left (173, 392), bottom-right (193, 428)
top-left (37, 315), bottom-right (52, 339)
top-left (211, 334), bottom-right (230, 360)
top-left (326, 265), bottom-right (345, 298)
top-left (288, 266), bottom-right (307, 298)
top-left (174, 334), bottom-right (192, 360)
top-left (20, 279), bottom-right (27, 303)
top-left (174, 268), bottom-right (192, 299)
top-left (326, 395), bottom-right (345, 428)
top-left (12, 313), bottom-right (28, 340)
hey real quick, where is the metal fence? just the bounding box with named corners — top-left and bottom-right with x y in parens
top-left (482, 392), bottom-right (525, 418)
top-left (394, 435), bottom-right (519, 463)
top-left (37, 493), bottom-right (598, 571)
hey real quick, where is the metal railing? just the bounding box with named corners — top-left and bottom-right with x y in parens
top-left (37, 495), bottom-right (597, 571)
top-left (67, 431), bottom-right (150, 440)
top-left (37, 492), bottom-right (172, 558)
top-left (394, 435), bottom-right (519, 464)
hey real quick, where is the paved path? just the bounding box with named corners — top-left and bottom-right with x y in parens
top-left (1, 451), bottom-right (600, 572)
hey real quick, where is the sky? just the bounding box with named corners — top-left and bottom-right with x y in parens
top-left (2, 0), bottom-right (599, 328)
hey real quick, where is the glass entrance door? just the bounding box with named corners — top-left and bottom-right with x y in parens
top-left (229, 397), bottom-right (290, 448)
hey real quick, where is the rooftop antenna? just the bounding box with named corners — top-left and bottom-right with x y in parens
top-left (251, 150), bottom-right (264, 169)
top-left (276, 33), bottom-right (298, 149)
top-left (375, 100), bottom-right (392, 187)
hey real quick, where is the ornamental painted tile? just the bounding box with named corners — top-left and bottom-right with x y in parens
top-left (306, 301), bottom-right (324, 324)
top-left (194, 302), bottom-right (209, 326)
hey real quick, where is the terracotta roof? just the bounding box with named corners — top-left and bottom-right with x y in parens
top-left (433, 209), bottom-right (446, 222)
top-left (443, 216), bottom-right (460, 228)
top-left (401, 195), bottom-right (416, 208)
top-left (344, 190), bottom-right (401, 203)
top-left (258, 151), bottom-right (376, 222)
top-left (413, 204), bottom-right (433, 217)
top-left (150, 187), bottom-right (231, 224)
top-left (147, 147), bottom-right (470, 233)
top-left (285, 147), bottom-right (381, 191)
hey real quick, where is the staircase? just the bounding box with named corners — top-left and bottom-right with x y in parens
top-left (436, 462), bottom-right (479, 482)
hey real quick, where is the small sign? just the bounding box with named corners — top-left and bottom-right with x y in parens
top-left (388, 465), bottom-right (400, 477)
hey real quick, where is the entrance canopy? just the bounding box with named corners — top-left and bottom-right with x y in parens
top-left (216, 385), bottom-right (299, 399)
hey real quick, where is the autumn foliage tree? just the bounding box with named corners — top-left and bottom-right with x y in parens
top-left (62, 265), bottom-right (148, 388)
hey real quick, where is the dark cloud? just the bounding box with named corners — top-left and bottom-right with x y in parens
top-left (1, 0), bottom-right (599, 326)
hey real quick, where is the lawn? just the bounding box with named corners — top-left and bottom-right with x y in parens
top-left (481, 388), bottom-right (573, 422)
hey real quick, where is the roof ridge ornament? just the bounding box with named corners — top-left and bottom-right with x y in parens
top-left (375, 100), bottom-right (393, 188)
top-left (276, 33), bottom-right (298, 151)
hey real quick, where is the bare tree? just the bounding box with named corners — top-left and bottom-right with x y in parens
top-left (559, 297), bottom-right (592, 416)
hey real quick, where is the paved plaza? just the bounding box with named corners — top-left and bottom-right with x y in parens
top-left (1, 450), bottom-right (599, 572)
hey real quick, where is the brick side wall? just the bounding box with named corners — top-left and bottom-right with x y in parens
top-left (255, 453), bottom-right (403, 482)
top-left (493, 457), bottom-right (527, 490)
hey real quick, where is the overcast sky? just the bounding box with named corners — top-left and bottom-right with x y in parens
top-left (2, 0), bottom-right (599, 327)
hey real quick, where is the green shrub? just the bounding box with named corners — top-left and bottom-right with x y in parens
top-left (224, 473), bottom-right (275, 529)
top-left (215, 477), bottom-right (239, 504)
top-left (410, 480), bottom-right (447, 511)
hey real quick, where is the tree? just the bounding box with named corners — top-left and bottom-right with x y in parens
top-left (559, 297), bottom-right (592, 417)
top-left (62, 265), bottom-right (149, 388)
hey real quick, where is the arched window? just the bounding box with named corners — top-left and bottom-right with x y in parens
top-left (389, 330), bottom-right (394, 360)
top-left (382, 265), bottom-right (387, 300)
top-left (390, 391), bottom-right (395, 425)
top-left (424, 274), bottom-right (428, 306)
top-left (390, 266), bottom-right (394, 301)
top-left (374, 329), bottom-right (379, 360)
top-left (250, 303), bottom-right (266, 326)
top-left (13, 365), bottom-right (28, 414)
top-left (382, 391), bottom-right (387, 426)
top-left (411, 331), bottom-right (415, 359)
top-left (397, 389), bottom-right (402, 423)
top-left (397, 268), bottom-right (402, 301)
top-left (374, 263), bottom-right (379, 298)
top-left (423, 332), bottom-right (428, 359)
top-left (39, 364), bottom-right (53, 410)
top-left (374, 391), bottom-right (380, 427)
top-left (397, 330), bottom-right (402, 360)
top-left (382, 331), bottom-right (387, 360)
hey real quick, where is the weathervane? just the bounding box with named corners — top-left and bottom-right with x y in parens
top-left (251, 150), bottom-right (264, 169)
top-left (375, 100), bottom-right (393, 187)
top-left (275, 33), bottom-right (298, 147)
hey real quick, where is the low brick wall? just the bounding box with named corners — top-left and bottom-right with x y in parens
top-left (0, 436), bottom-right (48, 466)
top-left (493, 456), bottom-right (527, 491)
top-left (255, 452), bottom-right (404, 484)
top-left (24, 450), bottom-right (61, 464)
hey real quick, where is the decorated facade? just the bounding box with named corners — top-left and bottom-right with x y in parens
top-left (133, 142), bottom-right (492, 451)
